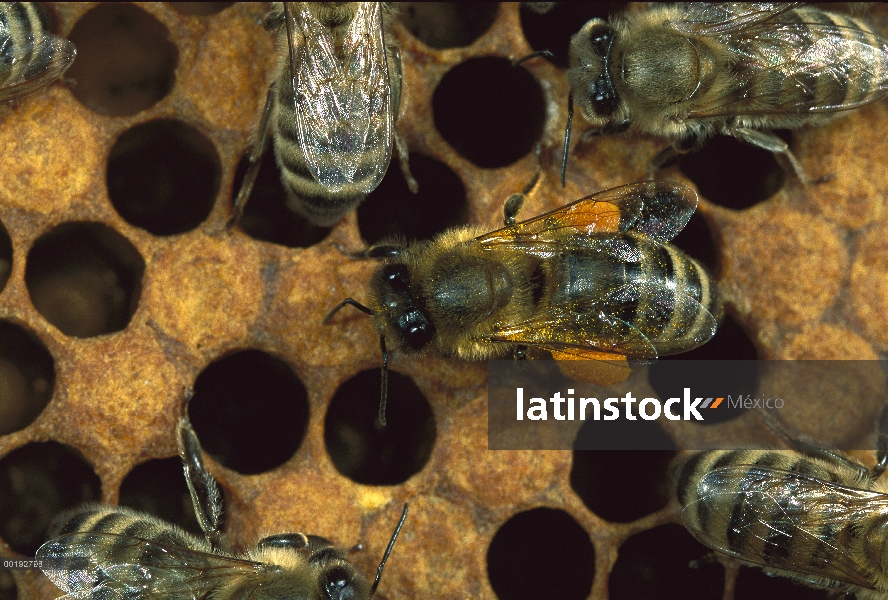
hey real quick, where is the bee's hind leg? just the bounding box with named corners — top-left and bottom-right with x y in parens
top-left (648, 137), bottom-right (696, 179)
top-left (503, 147), bottom-right (543, 226)
top-left (177, 417), bottom-right (227, 551)
top-left (228, 86), bottom-right (275, 229)
top-left (728, 127), bottom-right (828, 185)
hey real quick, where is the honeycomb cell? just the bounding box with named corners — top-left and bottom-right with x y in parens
top-left (107, 120), bottom-right (221, 236)
top-left (609, 524), bottom-right (723, 600)
top-left (359, 153), bottom-right (467, 245)
top-left (433, 57), bottom-right (546, 168)
top-left (119, 456), bottom-right (202, 537)
top-left (680, 132), bottom-right (789, 209)
top-left (0, 442), bottom-right (100, 555)
top-left (231, 150), bottom-right (332, 248)
top-left (734, 566), bottom-right (833, 600)
top-left (487, 508), bottom-right (594, 600)
top-left (66, 3), bottom-right (178, 116)
top-left (0, 570), bottom-right (14, 600)
top-left (0, 220), bottom-right (10, 294)
top-left (570, 451), bottom-right (674, 522)
top-left (324, 369), bottom-right (435, 485)
top-left (398, 3), bottom-right (498, 49)
top-left (669, 211), bottom-right (719, 274)
top-left (25, 222), bottom-right (145, 338)
top-left (189, 350), bottom-right (309, 475)
top-left (170, 3), bottom-right (234, 17)
top-left (0, 321), bottom-right (55, 436)
top-left (519, 3), bottom-right (626, 68)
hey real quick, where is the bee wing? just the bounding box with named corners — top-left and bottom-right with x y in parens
top-left (37, 532), bottom-right (264, 598)
top-left (0, 33), bottom-right (76, 102)
top-left (682, 465), bottom-right (888, 590)
top-left (290, 2), bottom-right (393, 193)
top-left (671, 5), bottom-right (888, 116)
top-left (476, 181), bottom-right (697, 254)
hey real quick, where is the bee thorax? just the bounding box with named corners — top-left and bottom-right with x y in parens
top-left (425, 256), bottom-right (513, 326)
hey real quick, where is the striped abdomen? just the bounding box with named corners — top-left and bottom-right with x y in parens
top-left (0, 3), bottom-right (52, 83)
top-left (540, 233), bottom-right (720, 352)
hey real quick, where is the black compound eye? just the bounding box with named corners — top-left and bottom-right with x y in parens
top-left (588, 24), bottom-right (614, 57)
top-left (399, 311), bottom-right (434, 351)
top-left (323, 566), bottom-right (355, 600)
top-left (590, 75), bottom-right (616, 116)
top-left (382, 263), bottom-right (411, 293)
top-left (257, 533), bottom-right (308, 551)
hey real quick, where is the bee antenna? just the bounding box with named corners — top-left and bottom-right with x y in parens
top-left (323, 298), bottom-right (373, 324)
top-left (369, 504), bottom-right (409, 598)
top-left (561, 94), bottom-right (573, 188)
top-left (378, 335), bottom-right (388, 427)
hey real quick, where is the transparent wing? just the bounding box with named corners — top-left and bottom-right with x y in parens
top-left (37, 532), bottom-right (264, 599)
top-left (475, 181), bottom-right (698, 256)
top-left (290, 2), bottom-right (393, 193)
top-left (671, 4), bottom-right (888, 116)
top-left (682, 465), bottom-right (888, 590)
top-left (0, 32), bottom-right (75, 102)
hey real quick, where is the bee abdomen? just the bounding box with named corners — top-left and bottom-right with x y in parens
top-left (0, 2), bottom-right (53, 85)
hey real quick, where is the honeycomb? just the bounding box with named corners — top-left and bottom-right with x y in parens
top-left (0, 3), bottom-right (885, 600)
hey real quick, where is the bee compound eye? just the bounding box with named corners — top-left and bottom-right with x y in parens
top-left (588, 24), bottom-right (614, 56)
top-left (322, 566), bottom-right (355, 600)
top-left (382, 263), bottom-right (411, 293)
top-left (401, 314), bottom-right (434, 351)
top-left (590, 75), bottom-right (617, 116)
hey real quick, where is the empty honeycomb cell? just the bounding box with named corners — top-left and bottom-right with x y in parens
top-left (118, 456), bottom-right (202, 537)
top-left (66, 3), bottom-right (178, 116)
top-left (721, 207), bottom-right (848, 328)
top-left (170, 3), bottom-right (234, 17)
top-left (231, 150), bottom-right (331, 248)
top-left (106, 120), bottom-right (221, 236)
top-left (486, 507), bottom-right (594, 600)
top-left (570, 451), bottom-right (674, 522)
top-left (398, 3), bottom-right (499, 49)
top-left (0, 220), bottom-right (10, 294)
top-left (733, 566), bottom-right (833, 600)
top-left (0, 321), bottom-right (54, 436)
top-left (0, 570), bottom-right (14, 600)
top-left (851, 222), bottom-right (888, 350)
top-left (359, 153), bottom-right (467, 245)
top-left (679, 132), bottom-right (790, 209)
top-left (24, 222), bottom-right (145, 338)
top-left (0, 442), bottom-right (100, 555)
top-left (668, 212), bottom-right (719, 274)
top-left (189, 350), bottom-right (309, 475)
top-left (324, 369), bottom-right (435, 485)
top-left (609, 524), bottom-right (723, 600)
top-left (519, 3), bottom-right (627, 68)
top-left (432, 57), bottom-right (546, 169)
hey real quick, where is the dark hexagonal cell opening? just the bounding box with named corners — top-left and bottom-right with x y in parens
top-left (25, 222), bottom-right (145, 338)
top-left (609, 524), bottom-right (723, 600)
top-left (107, 119), bottom-right (221, 236)
top-left (188, 350), bottom-right (309, 475)
top-left (519, 3), bottom-right (627, 68)
top-left (119, 456), bottom-right (204, 537)
top-left (0, 219), bottom-right (11, 295)
top-left (358, 153), bottom-right (467, 245)
top-left (679, 132), bottom-right (791, 209)
top-left (487, 507), bottom-right (594, 600)
top-left (0, 570), bottom-right (14, 600)
top-left (734, 565), bottom-right (834, 600)
top-left (398, 3), bottom-right (498, 49)
top-left (0, 442), bottom-right (101, 555)
top-left (668, 211), bottom-right (719, 275)
top-left (231, 150), bottom-right (332, 248)
top-left (570, 450), bottom-right (675, 522)
top-left (433, 56), bottom-right (546, 168)
top-left (169, 3), bottom-right (234, 17)
top-left (66, 3), bottom-right (178, 116)
top-left (324, 369), bottom-right (435, 485)
top-left (0, 321), bottom-right (55, 436)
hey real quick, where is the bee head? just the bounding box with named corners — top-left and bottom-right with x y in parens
top-left (568, 18), bottom-right (621, 127)
top-left (371, 262), bottom-right (435, 352)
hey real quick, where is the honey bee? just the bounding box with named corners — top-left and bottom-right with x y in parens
top-left (0, 2), bottom-right (76, 102)
top-left (37, 418), bottom-right (408, 599)
top-left (676, 405), bottom-right (888, 598)
top-left (231, 2), bottom-right (416, 228)
top-left (325, 180), bottom-right (721, 424)
top-left (563, 3), bottom-right (888, 184)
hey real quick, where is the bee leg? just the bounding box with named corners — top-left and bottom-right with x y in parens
top-left (728, 127), bottom-right (810, 184)
top-left (228, 86), bottom-right (275, 229)
top-left (394, 128), bottom-right (418, 193)
top-left (503, 148), bottom-right (542, 226)
top-left (649, 137), bottom-right (695, 178)
top-left (177, 418), bottom-right (227, 551)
